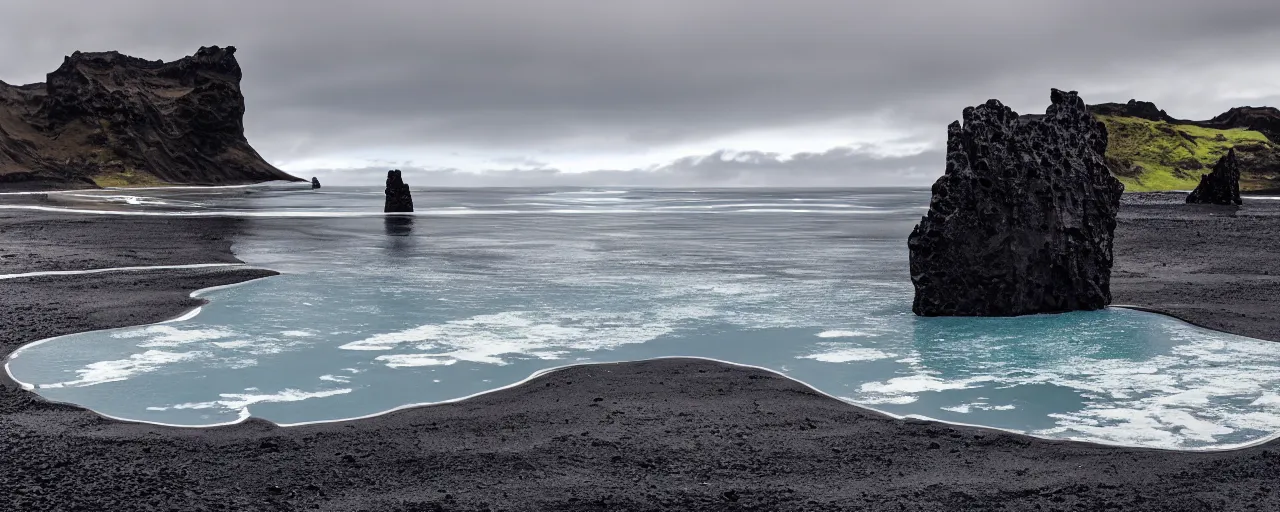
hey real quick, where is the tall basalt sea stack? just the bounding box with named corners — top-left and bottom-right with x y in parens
top-left (311, 177), bottom-right (321, 189)
top-left (1186, 148), bottom-right (1242, 205)
top-left (384, 169), bottom-right (413, 212)
top-left (908, 89), bottom-right (1125, 317)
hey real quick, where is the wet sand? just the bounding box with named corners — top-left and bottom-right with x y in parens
top-left (3, 199), bottom-right (1280, 511)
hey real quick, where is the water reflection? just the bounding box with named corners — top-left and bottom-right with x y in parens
top-left (384, 215), bottom-right (414, 236)
top-left (383, 215), bottom-right (416, 256)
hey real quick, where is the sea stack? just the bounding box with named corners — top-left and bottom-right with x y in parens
top-left (384, 169), bottom-right (413, 213)
top-left (311, 177), bottom-right (321, 189)
top-left (1186, 149), bottom-right (1242, 205)
top-left (907, 89), bottom-right (1125, 317)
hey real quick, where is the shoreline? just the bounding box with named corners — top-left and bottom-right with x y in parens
top-left (5, 202), bottom-right (1280, 510)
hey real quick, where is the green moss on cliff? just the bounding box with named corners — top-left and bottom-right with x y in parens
top-left (92, 169), bottom-right (167, 188)
top-left (1097, 115), bottom-right (1274, 192)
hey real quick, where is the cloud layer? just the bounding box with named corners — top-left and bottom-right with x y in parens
top-left (3, 1), bottom-right (1280, 185)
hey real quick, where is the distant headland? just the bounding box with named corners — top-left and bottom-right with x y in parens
top-left (0, 46), bottom-right (301, 191)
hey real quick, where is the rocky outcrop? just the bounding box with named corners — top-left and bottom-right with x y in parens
top-left (311, 177), bottom-right (321, 189)
top-left (908, 89), bottom-right (1125, 317)
top-left (1187, 149), bottom-right (1242, 205)
top-left (1088, 100), bottom-right (1176, 123)
top-left (384, 170), bottom-right (413, 213)
top-left (1193, 107), bottom-right (1280, 145)
top-left (0, 46), bottom-right (300, 189)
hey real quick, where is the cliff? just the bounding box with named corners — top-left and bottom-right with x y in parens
top-left (0, 46), bottom-right (300, 190)
top-left (1088, 101), bottom-right (1280, 192)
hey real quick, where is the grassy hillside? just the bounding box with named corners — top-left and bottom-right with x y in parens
top-left (1096, 115), bottom-right (1277, 192)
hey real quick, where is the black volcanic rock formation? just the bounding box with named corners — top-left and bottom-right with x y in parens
top-left (0, 46), bottom-right (300, 190)
top-left (908, 89), bottom-right (1125, 317)
top-left (311, 177), bottom-right (321, 189)
top-left (1187, 149), bottom-right (1243, 205)
top-left (384, 170), bottom-right (413, 213)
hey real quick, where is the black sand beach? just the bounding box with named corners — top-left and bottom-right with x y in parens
top-left (3, 198), bottom-right (1280, 511)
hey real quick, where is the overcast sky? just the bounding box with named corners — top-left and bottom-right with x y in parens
top-left (3, 0), bottom-right (1279, 186)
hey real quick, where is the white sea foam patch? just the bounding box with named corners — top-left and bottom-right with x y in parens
top-left (64, 194), bottom-right (178, 207)
top-left (856, 375), bottom-right (998, 405)
top-left (112, 325), bottom-right (237, 348)
top-left (319, 374), bottom-right (351, 383)
top-left (816, 330), bottom-right (874, 338)
top-left (1022, 348), bottom-right (1280, 448)
top-left (844, 321), bottom-right (1280, 449)
top-left (375, 354), bottom-right (460, 368)
top-left (41, 350), bottom-right (205, 388)
top-left (941, 403), bottom-right (1017, 414)
top-left (147, 388), bottom-right (352, 412)
top-left (800, 347), bottom-right (896, 363)
top-left (342, 311), bottom-right (675, 367)
top-left (211, 340), bottom-right (255, 349)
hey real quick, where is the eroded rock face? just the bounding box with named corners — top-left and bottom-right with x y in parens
top-left (908, 89), bottom-right (1125, 317)
top-left (1187, 149), bottom-right (1242, 205)
top-left (311, 177), bottom-right (321, 189)
top-left (0, 46), bottom-right (300, 189)
top-left (384, 170), bottom-right (413, 213)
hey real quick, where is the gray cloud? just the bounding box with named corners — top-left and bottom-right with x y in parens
top-left (307, 144), bottom-right (942, 187)
top-left (3, 1), bottom-right (1280, 185)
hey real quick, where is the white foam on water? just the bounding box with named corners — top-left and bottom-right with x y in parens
top-left (836, 318), bottom-right (1280, 449)
top-left (148, 388), bottom-right (353, 412)
top-left (816, 330), bottom-right (873, 338)
top-left (941, 402), bottom-right (1017, 414)
top-left (211, 340), bottom-right (254, 349)
top-left (342, 310), bottom-right (675, 367)
top-left (319, 374), bottom-right (351, 383)
top-left (112, 325), bottom-right (237, 347)
top-left (375, 354), bottom-right (459, 368)
top-left (40, 350), bottom-right (206, 388)
top-left (800, 348), bottom-right (896, 363)
top-left (63, 194), bottom-right (182, 207)
top-left (1251, 393), bottom-right (1280, 407)
top-left (857, 375), bottom-right (998, 405)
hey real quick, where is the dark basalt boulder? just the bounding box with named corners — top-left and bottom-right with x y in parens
top-left (1186, 149), bottom-right (1242, 205)
top-left (908, 89), bottom-right (1125, 317)
top-left (0, 46), bottom-right (301, 189)
top-left (311, 177), bottom-right (321, 189)
top-left (384, 169), bottom-right (413, 213)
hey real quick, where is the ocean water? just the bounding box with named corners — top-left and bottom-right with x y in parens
top-left (8, 185), bottom-right (1280, 450)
